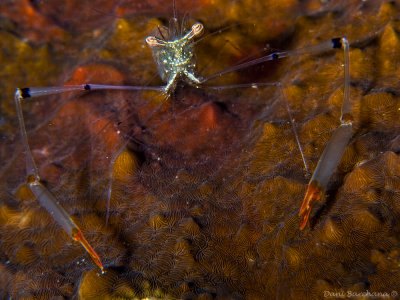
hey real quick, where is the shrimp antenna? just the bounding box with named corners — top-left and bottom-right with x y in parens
top-left (173, 0), bottom-right (177, 21)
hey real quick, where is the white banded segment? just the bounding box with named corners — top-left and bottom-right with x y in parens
top-left (204, 38), bottom-right (345, 82)
top-left (16, 84), bottom-right (163, 99)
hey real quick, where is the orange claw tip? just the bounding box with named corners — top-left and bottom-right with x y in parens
top-left (299, 207), bottom-right (313, 230)
top-left (71, 228), bottom-right (104, 272)
top-left (299, 180), bottom-right (322, 230)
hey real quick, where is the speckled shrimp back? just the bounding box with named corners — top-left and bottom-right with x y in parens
top-left (146, 19), bottom-right (204, 94)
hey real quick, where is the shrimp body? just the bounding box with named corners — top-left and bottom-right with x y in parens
top-left (146, 21), bottom-right (204, 93)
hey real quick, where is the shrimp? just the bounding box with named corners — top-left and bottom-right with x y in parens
top-left (14, 0), bottom-right (350, 267)
top-left (2, 0), bottom-right (398, 298)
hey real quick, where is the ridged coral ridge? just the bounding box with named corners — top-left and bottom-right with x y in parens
top-left (0, 0), bottom-right (399, 299)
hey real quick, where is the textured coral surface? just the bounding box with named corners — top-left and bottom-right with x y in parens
top-left (1, 0), bottom-right (400, 299)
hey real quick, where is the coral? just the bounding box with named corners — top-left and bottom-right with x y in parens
top-left (0, 0), bottom-right (400, 299)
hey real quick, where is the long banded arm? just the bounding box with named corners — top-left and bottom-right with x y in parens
top-left (203, 38), bottom-right (345, 82)
top-left (27, 175), bottom-right (104, 272)
top-left (14, 83), bottom-right (163, 270)
top-left (18, 84), bottom-right (163, 98)
top-left (299, 37), bottom-right (352, 230)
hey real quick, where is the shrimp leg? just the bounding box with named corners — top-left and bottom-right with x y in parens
top-left (299, 37), bottom-right (352, 230)
top-left (203, 38), bottom-right (349, 82)
top-left (14, 84), bottom-right (163, 271)
top-left (204, 38), bottom-right (352, 228)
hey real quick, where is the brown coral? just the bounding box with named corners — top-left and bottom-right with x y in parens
top-left (0, 0), bottom-right (400, 299)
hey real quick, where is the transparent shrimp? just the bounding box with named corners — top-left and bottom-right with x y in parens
top-left (14, 0), bottom-right (353, 271)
